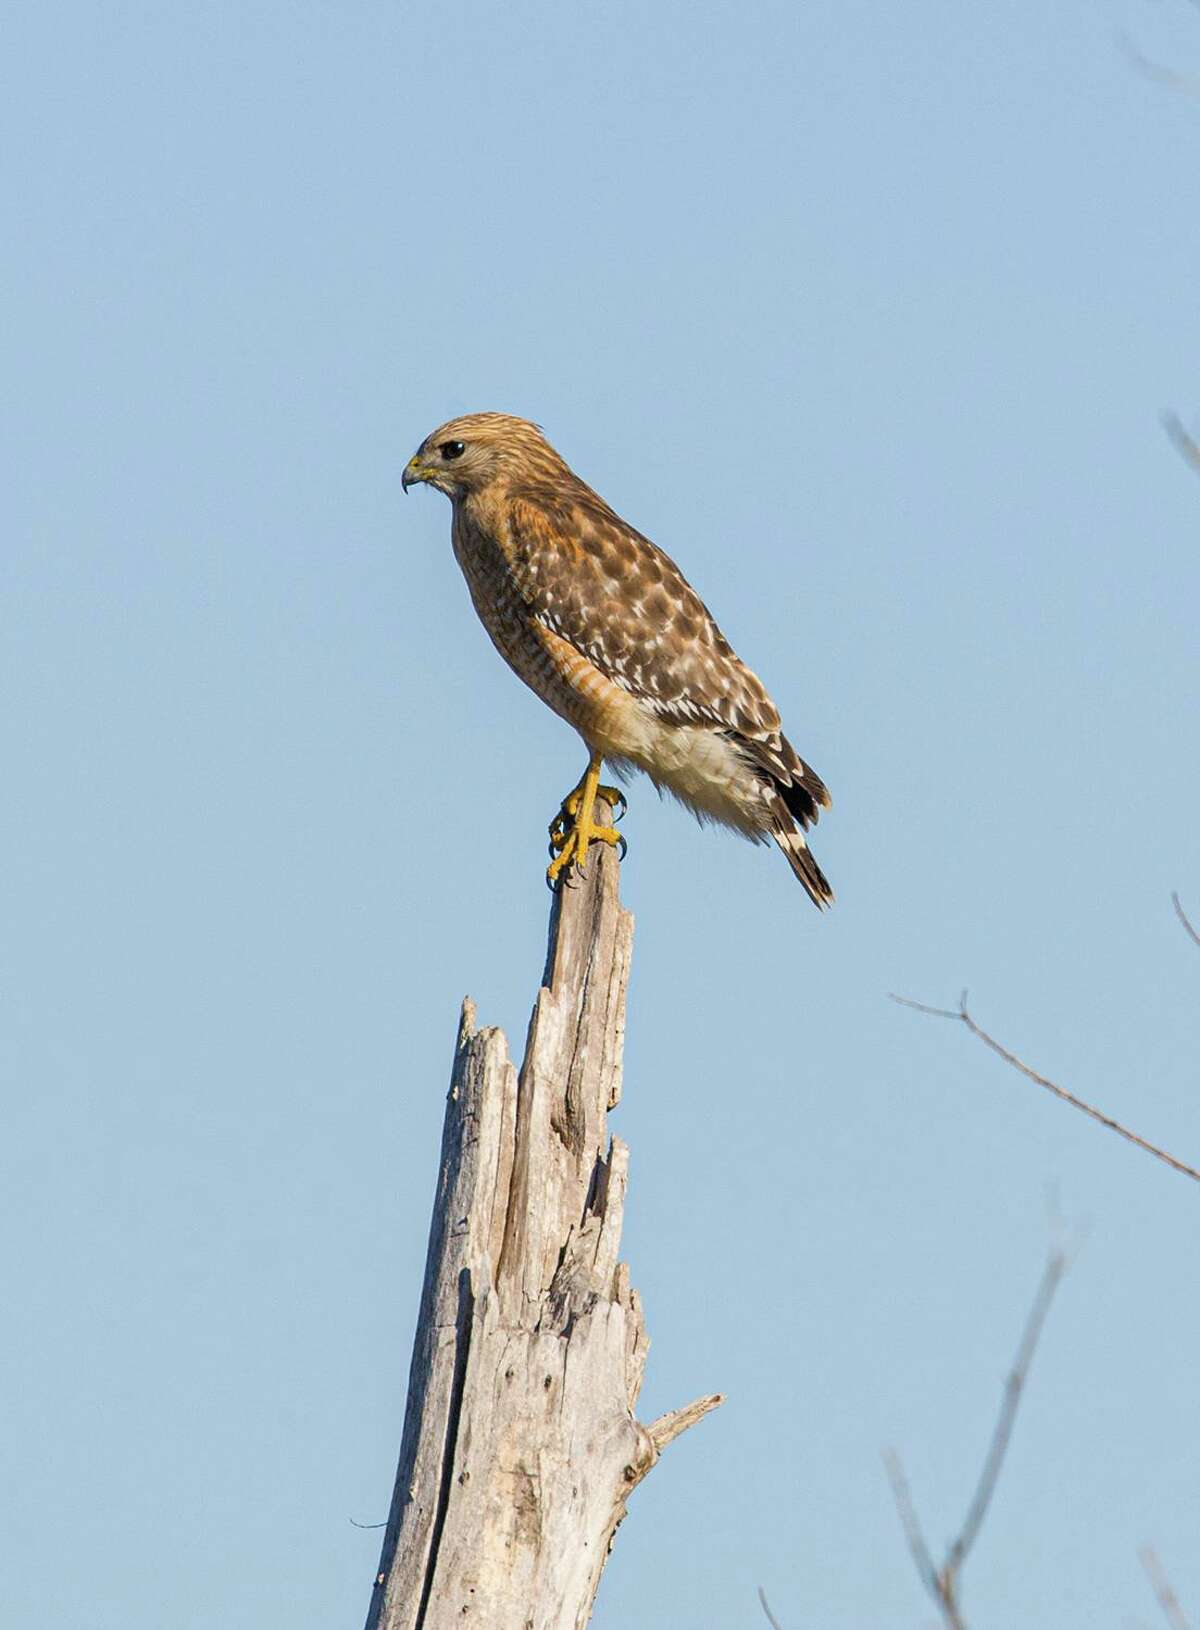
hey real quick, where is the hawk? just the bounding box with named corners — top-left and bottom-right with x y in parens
top-left (402, 413), bottom-right (833, 907)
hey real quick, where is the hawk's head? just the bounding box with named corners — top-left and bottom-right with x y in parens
top-left (403, 412), bottom-right (562, 500)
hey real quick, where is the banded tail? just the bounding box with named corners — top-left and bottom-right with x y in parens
top-left (772, 817), bottom-right (834, 909)
top-left (771, 741), bottom-right (833, 909)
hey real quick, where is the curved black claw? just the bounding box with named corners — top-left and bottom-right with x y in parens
top-left (547, 857), bottom-right (581, 891)
top-left (616, 834), bottom-right (628, 862)
top-left (610, 791), bottom-right (627, 823)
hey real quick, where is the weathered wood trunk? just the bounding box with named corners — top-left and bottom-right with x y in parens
top-left (365, 810), bottom-right (720, 1630)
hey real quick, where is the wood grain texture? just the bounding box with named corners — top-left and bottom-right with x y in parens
top-left (364, 807), bottom-right (720, 1630)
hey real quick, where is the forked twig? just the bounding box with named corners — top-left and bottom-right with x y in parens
top-left (890, 992), bottom-right (1200, 1185)
top-left (1140, 1546), bottom-right (1193, 1630)
top-left (884, 1249), bottom-right (1068, 1630)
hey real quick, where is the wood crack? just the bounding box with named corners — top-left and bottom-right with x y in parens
top-left (413, 1270), bottom-right (475, 1630)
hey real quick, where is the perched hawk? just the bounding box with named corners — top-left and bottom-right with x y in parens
top-left (403, 413), bottom-right (833, 906)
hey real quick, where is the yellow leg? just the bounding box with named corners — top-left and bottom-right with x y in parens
top-left (547, 752), bottom-right (627, 886)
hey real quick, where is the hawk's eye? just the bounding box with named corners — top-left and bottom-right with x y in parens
top-left (439, 440), bottom-right (466, 461)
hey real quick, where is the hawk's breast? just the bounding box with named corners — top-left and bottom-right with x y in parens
top-left (450, 507), bottom-right (642, 747)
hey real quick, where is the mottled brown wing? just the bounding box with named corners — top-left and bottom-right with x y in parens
top-left (504, 488), bottom-right (829, 821)
top-left (505, 490), bottom-right (774, 726)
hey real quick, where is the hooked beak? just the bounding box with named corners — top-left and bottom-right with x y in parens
top-left (402, 455), bottom-right (430, 493)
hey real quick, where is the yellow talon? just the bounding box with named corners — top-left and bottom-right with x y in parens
top-left (546, 754), bottom-right (626, 885)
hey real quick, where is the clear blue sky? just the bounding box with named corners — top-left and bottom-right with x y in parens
top-left (4, 2), bottom-right (1199, 1625)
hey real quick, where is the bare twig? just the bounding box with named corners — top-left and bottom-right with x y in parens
top-left (1117, 33), bottom-right (1200, 100)
top-left (890, 992), bottom-right (1200, 1185)
top-left (884, 1250), bottom-right (1068, 1630)
top-left (1141, 1546), bottom-right (1193, 1630)
top-left (1163, 413), bottom-right (1200, 476)
top-left (757, 1585), bottom-right (786, 1630)
top-left (1172, 892), bottom-right (1200, 950)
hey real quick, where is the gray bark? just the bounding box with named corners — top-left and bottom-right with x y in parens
top-left (365, 809), bottom-right (721, 1630)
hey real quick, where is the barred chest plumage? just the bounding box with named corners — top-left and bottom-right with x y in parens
top-left (449, 505), bottom-right (634, 745)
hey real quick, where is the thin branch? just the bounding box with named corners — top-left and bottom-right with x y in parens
top-left (1140, 1546), bottom-right (1193, 1630)
top-left (756, 1585), bottom-right (786, 1630)
top-left (1163, 413), bottom-right (1200, 476)
top-left (890, 992), bottom-right (1200, 1185)
top-left (944, 1250), bottom-right (1067, 1578)
top-left (1172, 892), bottom-right (1200, 950)
top-left (884, 1249), bottom-right (1068, 1630)
top-left (882, 1449), bottom-right (950, 1623)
